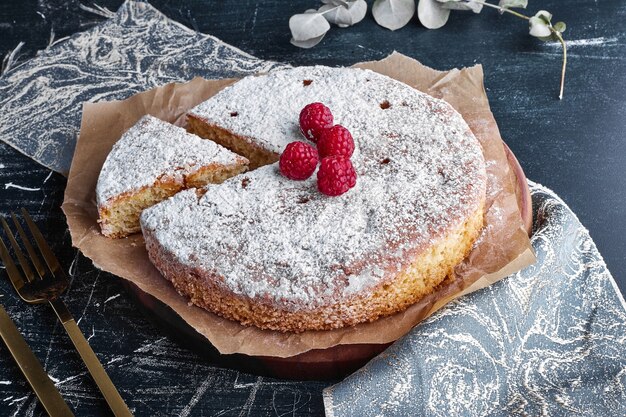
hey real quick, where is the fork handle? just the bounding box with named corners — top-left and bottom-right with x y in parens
top-left (49, 299), bottom-right (133, 417)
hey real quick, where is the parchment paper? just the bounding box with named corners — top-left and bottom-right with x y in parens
top-left (63, 52), bottom-right (535, 358)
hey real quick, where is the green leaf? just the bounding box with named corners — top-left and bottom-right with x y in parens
top-left (498, 0), bottom-right (527, 9)
top-left (553, 21), bottom-right (566, 33)
top-left (417, 0), bottom-right (451, 29)
top-left (534, 10), bottom-right (552, 24)
top-left (289, 11), bottom-right (331, 47)
top-left (290, 34), bottom-right (327, 49)
top-left (320, 0), bottom-right (367, 27)
top-left (372, 0), bottom-right (416, 31)
top-left (529, 15), bottom-right (551, 38)
top-left (440, 0), bottom-right (483, 13)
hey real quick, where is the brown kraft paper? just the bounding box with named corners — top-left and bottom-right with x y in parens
top-left (62, 52), bottom-right (535, 357)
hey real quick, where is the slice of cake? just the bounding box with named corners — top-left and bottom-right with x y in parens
top-left (96, 115), bottom-right (248, 238)
top-left (141, 66), bottom-right (488, 332)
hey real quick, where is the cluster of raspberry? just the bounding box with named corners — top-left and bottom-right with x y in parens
top-left (279, 103), bottom-right (357, 196)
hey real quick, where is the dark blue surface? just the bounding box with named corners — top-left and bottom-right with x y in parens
top-left (0, 1), bottom-right (624, 416)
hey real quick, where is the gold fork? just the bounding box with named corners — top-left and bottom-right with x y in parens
top-left (0, 209), bottom-right (133, 417)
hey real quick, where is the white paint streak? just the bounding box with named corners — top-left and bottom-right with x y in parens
top-left (104, 294), bottom-right (121, 303)
top-left (562, 37), bottom-right (618, 47)
top-left (76, 272), bottom-right (99, 325)
top-left (7, 396), bottom-right (27, 406)
top-left (238, 376), bottom-right (263, 417)
top-left (68, 251), bottom-right (80, 278)
top-left (178, 374), bottom-right (215, 417)
top-left (0, 164), bottom-right (5, 168)
top-left (52, 357), bottom-right (124, 386)
top-left (54, 373), bottom-right (84, 386)
top-left (47, 28), bottom-right (56, 49)
top-left (133, 337), bottom-right (167, 353)
top-left (42, 319), bottom-right (61, 369)
top-left (43, 170), bottom-right (53, 184)
top-left (37, 191), bottom-right (48, 213)
top-left (0, 380), bottom-right (11, 385)
top-left (233, 372), bottom-right (289, 389)
top-left (251, 4), bottom-right (259, 31)
top-left (107, 356), bottom-right (123, 365)
top-left (1, 42), bottom-right (25, 75)
top-left (543, 36), bottom-right (619, 51)
top-left (78, 3), bottom-right (116, 18)
top-left (4, 183), bottom-right (41, 192)
top-left (522, 51), bottom-right (622, 61)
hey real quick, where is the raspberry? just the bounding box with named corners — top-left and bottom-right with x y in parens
top-left (279, 141), bottom-right (319, 180)
top-left (299, 102), bottom-right (333, 143)
top-left (317, 125), bottom-right (355, 159)
top-left (317, 156), bottom-right (357, 196)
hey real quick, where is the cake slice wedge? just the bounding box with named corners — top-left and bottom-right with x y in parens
top-left (96, 115), bottom-right (248, 238)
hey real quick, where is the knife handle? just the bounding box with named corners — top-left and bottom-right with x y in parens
top-left (49, 299), bottom-right (133, 417)
top-left (0, 305), bottom-right (74, 417)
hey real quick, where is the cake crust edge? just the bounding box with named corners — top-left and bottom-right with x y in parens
top-left (144, 201), bottom-right (484, 332)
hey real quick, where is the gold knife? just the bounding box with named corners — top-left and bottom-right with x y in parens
top-left (0, 304), bottom-right (74, 417)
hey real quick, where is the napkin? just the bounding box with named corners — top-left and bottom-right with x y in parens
top-left (0, 0), bottom-right (282, 175)
top-left (323, 181), bottom-right (626, 416)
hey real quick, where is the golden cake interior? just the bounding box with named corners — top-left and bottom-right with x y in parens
top-left (99, 162), bottom-right (247, 239)
top-left (188, 115), bottom-right (279, 169)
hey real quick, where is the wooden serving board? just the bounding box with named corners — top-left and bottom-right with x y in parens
top-left (123, 145), bottom-right (533, 381)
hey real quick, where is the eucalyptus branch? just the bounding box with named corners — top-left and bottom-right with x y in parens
top-left (471, 1), bottom-right (529, 20)
top-left (552, 29), bottom-right (567, 99)
top-left (466, 0), bottom-right (567, 99)
top-left (288, 0), bottom-right (568, 99)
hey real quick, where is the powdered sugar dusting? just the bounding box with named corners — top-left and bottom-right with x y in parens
top-left (141, 67), bottom-right (487, 310)
top-left (96, 115), bottom-right (246, 206)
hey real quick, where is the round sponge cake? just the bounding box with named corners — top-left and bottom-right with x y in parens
top-left (140, 66), bottom-right (487, 332)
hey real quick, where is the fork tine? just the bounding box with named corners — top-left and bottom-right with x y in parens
top-left (10, 213), bottom-right (46, 279)
top-left (1, 217), bottom-right (37, 283)
top-left (0, 234), bottom-right (26, 292)
top-left (21, 209), bottom-right (63, 277)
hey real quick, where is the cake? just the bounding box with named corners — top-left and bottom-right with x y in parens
top-left (141, 66), bottom-right (487, 332)
top-left (96, 115), bottom-right (248, 238)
